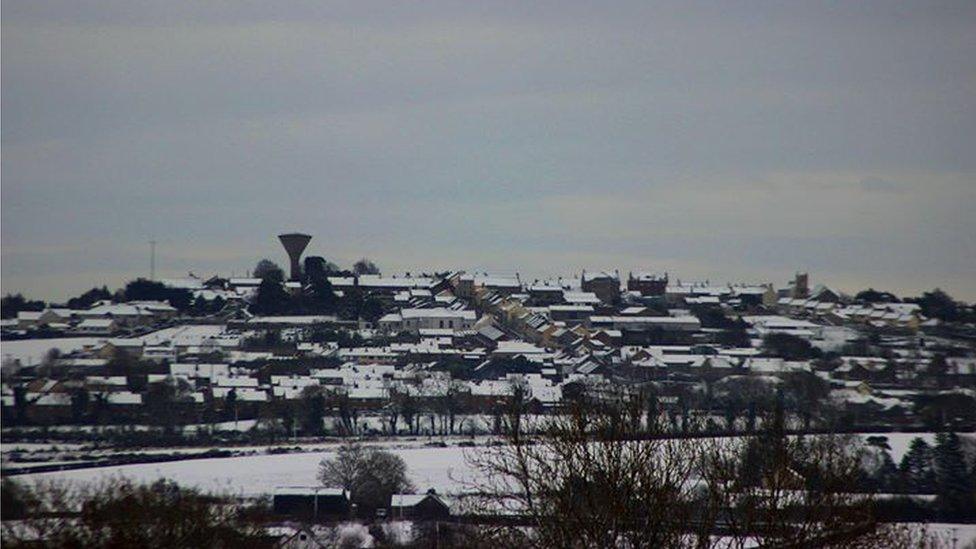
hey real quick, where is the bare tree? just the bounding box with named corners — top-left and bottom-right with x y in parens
top-left (781, 370), bottom-right (831, 430)
top-left (319, 441), bottom-right (414, 515)
top-left (325, 388), bottom-right (355, 436)
top-left (352, 258), bottom-right (379, 276)
top-left (466, 388), bottom-right (936, 548)
top-left (433, 378), bottom-right (469, 435)
top-left (466, 389), bottom-right (708, 548)
top-left (384, 383), bottom-right (405, 435)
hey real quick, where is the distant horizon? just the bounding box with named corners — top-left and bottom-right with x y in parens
top-left (3, 238), bottom-right (973, 304)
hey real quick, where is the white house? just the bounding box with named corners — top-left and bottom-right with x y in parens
top-left (378, 308), bottom-right (477, 333)
top-left (75, 318), bottom-right (118, 335)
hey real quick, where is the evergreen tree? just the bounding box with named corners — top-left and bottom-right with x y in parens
top-left (861, 436), bottom-right (898, 492)
top-left (899, 437), bottom-right (936, 493)
top-left (253, 259), bottom-right (285, 282)
top-left (250, 278), bottom-right (291, 315)
top-left (306, 276), bottom-right (338, 314)
top-left (122, 279), bottom-right (193, 311)
top-left (225, 388), bottom-right (238, 422)
top-left (67, 286), bottom-right (112, 309)
top-left (360, 296), bottom-right (385, 324)
top-left (300, 386), bottom-right (326, 436)
top-left (933, 432), bottom-right (976, 520)
top-left (1, 293), bottom-right (46, 319)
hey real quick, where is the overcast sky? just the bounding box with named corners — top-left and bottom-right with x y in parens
top-left (3, 1), bottom-right (975, 301)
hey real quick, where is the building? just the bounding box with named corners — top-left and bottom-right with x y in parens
top-left (790, 272), bottom-right (810, 299)
top-left (273, 487), bottom-right (350, 519)
top-left (378, 308), bottom-right (477, 333)
top-left (581, 270), bottom-right (621, 304)
top-left (74, 318), bottom-right (118, 335)
top-left (455, 274), bottom-right (522, 300)
top-left (589, 315), bottom-right (701, 332)
top-left (549, 304), bottom-right (594, 324)
top-left (527, 284), bottom-right (565, 306)
top-left (627, 272), bottom-right (668, 296)
top-left (390, 490), bottom-right (452, 520)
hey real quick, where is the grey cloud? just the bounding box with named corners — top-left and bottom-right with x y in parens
top-left (859, 177), bottom-right (907, 192)
top-left (2, 1), bottom-right (975, 301)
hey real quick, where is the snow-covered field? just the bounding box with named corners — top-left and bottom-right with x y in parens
top-left (17, 445), bottom-right (479, 497)
top-left (10, 432), bottom-right (972, 498)
top-left (1, 337), bottom-right (105, 366)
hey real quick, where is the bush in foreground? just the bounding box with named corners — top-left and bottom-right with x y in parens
top-left (1, 477), bottom-right (265, 548)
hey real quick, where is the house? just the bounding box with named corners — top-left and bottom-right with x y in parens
top-left (455, 274), bottom-right (522, 299)
top-left (127, 300), bottom-right (179, 319)
top-left (549, 304), bottom-right (593, 324)
top-left (563, 291), bottom-right (602, 306)
top-left (589, 315), bottom-right (701, 332)
top-left (378, 308), bottom-right (477, 333)
top-left (731, 285), bottom-right (775, 308)
top-left (98, 339), bottom-right (145, 359)
top-left (527, 284), bottom-right (565, 306)
top-left (810, 285), bottom-right (841, 303)
top-left (627, 272), bottom-right (668, 296)
top-left (492, 340), bottom-right (547, 357)
top-left (355, 274), bottom-right (437, 296)
top-left (475, 324), bottom-right (507, 346)
top-left (16, 309), bottom-right (72, 330)
top-left (170, 363), bottom-right (231, 379)
top-left (390, 489), bottom-right (452, 520)
top-left (337, 347), bottom-right (399, 365)
top-left (77, 302), bottom-right (164, 327)
top-left (741, 315), bottom-right (821, 338)
top-left (273, 487), bottom-right (350, 519)
top-left (74, 318), bottom-right (118, 335)
top-left (581, 271), bottom-right (620, 304)
top-left (590, 329), bottom-right (622, 347)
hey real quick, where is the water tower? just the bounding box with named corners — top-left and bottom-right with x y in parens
top-left (278, 233), bottom-right (312, 281)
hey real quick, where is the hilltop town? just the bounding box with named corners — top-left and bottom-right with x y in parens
top-left (2, 234), bottom-right (974, 443)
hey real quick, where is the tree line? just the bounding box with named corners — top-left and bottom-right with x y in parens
top-left (248, 257), bottom-right (386, 322)
top-left (462, 387), bottom-right (974, 548)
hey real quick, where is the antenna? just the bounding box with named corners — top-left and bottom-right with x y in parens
top-left (150, 239), bottom-right (157, 280)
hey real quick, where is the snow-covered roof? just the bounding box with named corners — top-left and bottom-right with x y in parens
top-left (244, 315), bottom-right (338, 325)
top-left (78, 318), bottom-right (115, 328)
top-left (391, 493), bottom-right (448, 507)
top-left (400, 308), bottom-right (476, 320)
top-left (582, 270), bottom-right (618, 282)
top-left (274, 487), bottom-right (347, 497)
top-left (494, 341), bottom-right (547, 355)
top-left (105, 391), bottom-right (142, 405)
top-left (563, 291), bottom-right (601, 304)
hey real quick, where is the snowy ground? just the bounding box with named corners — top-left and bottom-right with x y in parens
top-left (1, 337), bottom-right (105, 366)
top-left (15, 442), bottom-right (480, 497)
top-left (928, 523), bottom-right (976, 547)
top-left (9, 433), bottom-right (972, 498)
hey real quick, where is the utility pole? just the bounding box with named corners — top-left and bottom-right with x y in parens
top-left (149, 239), bottom-right (157, 280)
